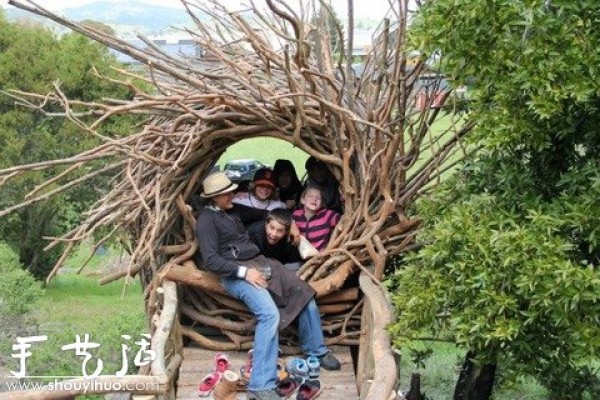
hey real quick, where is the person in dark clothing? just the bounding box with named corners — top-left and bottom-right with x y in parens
top-left (195, 172), bottom-right (340, 400)
top-left (273, 159), bottom-right (303, 209)
top-left (247, 208), bottom-right (303, 268)
top-left (303, 156), bottom-right (343, 214)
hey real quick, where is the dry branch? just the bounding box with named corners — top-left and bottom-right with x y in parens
top-left (3, 0), bottom-right (472, 350)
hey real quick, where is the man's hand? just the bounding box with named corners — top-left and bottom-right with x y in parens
top-left (289, 221), bottom-right (301, 245)
top-left (245, 268), bottom-right (268, 288)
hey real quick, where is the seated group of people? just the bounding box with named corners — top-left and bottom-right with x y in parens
top-left (232, 157), bottom-right (342, 252)
top-left (194, 157), bottom-right (344, 400)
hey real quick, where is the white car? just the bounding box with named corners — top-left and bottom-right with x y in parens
top-left (222, 159), bottom-right (266, 182)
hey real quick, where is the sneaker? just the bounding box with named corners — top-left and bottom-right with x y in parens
top-left (286, 358), bottom-right (309, 380)
top-left (317, 352), bottom-right (340, 371)
top-left (276, 376), bottom-right (303, 398)
top-left (296, 380), bottom-right (321, 400)
top-left (214, 352), bottom-right (231, 373)
top-left (305, 356), bottom-right (320, 379)
top-left (247, 389), bottom-right (281, 400)
top-left (198, 371), bottom-right (222, 397)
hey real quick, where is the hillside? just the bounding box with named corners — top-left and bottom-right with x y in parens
top-left (2, 1), bottom-right (199, 35)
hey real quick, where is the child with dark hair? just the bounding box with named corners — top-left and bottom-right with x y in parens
top-left (273, 159), bottom-right (302, 209)
top-left (292, 186), bottom-right (341, 251)
top-left (247, 208), bottom-right (303, 267)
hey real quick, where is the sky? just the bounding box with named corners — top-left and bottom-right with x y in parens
top-left (2, 0), bottom-right (396, 21)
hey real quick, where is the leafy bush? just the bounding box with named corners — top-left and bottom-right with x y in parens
top-left (0, 242), bottom-right (43, 317)
top-left (388, 194), bottom-right (600, 398)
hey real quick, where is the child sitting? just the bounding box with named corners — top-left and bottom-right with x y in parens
top-left (292, 186), bottom-right (341, 251)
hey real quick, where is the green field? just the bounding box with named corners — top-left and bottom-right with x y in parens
top-left (216, 137), bottom-right (310, 178)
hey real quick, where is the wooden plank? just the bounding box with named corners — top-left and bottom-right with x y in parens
top-left (176, 346), bottom-right (358, 399)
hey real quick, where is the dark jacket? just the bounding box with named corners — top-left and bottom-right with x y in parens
top-left (247, 221), bottom-right (303, 264)
top-left (195, 206), bottom-right (314, 329)
top-left (273, 159), bottom-right (303, 204)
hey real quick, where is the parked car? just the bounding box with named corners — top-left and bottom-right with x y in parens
top-left (222, 159), bottom-right (266, 182)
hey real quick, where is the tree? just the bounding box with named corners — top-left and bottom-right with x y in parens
top-left (0, 12), bottom-right (138, 279)
top-left (389, 1), bottom-right (600, 399)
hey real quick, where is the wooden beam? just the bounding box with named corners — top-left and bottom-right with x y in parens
top-left (358, 272), bottom-right (397, 400)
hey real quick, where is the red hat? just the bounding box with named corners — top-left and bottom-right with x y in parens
top-left (253, 168), bottom-right (276, 188)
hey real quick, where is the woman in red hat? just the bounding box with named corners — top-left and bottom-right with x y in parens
top-left (233, 168), bottom-right (286, 226)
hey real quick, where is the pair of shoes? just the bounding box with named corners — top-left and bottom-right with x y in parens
top-left (317, 352), bottom-right (340, 371)
top-left (276, 376), bottom-right (304, 398)
top-left (198, 353), bottom-right (233, 397)
top-left (198, 371), bottom-right (222, 397)
top-left (296, 380), bottom-right (321, 400)
top-left (213, 370), bottom-right (240, 400)
top-left (286, 358), bottom-right (309, 380)
top-left (305, 356), bottom-right (320, 378)
top-left (247, 389), bottom-right (281, 400)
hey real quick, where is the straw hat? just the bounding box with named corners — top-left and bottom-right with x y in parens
top-left (201, 172), bottom-right (238, 198)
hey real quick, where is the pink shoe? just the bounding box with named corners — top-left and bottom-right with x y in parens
top-left (198, 371), bottom-right (221, 397)
top-left (214, 352), bottom-right (230, 373)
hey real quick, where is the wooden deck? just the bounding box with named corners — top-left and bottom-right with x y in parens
top-left (176, 346), bottom-right (359, 399)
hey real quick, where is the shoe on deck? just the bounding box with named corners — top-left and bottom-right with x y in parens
top-left (276, 376), bottom-right (304, 398)
top-left (214, 352), bottom-right (231, 373)
top-left (296, 379), bottom-right (321, 400)
top-left (317, 352), bottom-right (340, 371)
top-left (286, 358), bottom-right (309, 380)
top-left (305, 355), bottom-right (320, 379)
top-left (198, 371), bottom-right (222, 397)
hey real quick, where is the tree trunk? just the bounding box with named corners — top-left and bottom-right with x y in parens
top-left (406, 373), bottom-right (424, 400)
top-left (453, 351), bottom-right (496, 400)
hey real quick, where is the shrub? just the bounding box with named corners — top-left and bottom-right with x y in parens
top-left (0, 242), bottom-right (44, 317)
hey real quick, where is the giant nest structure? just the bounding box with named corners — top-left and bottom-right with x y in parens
top-left (2, 0), bottom-right (472, 350)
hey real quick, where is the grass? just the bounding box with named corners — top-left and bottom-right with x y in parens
top-left (37, 272), bottom-right (144, 332)
top-left (0, 244), bottom-right (145, 392)
top-left (214, 114), bottom-right (471, 186)
top-left (216, 137), bottom-right (310, 178)
top-left (397, 341), bottom-right (548, 400)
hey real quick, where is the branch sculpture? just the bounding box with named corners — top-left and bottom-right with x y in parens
top-left (3, 0), bottom-right (472, 348)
